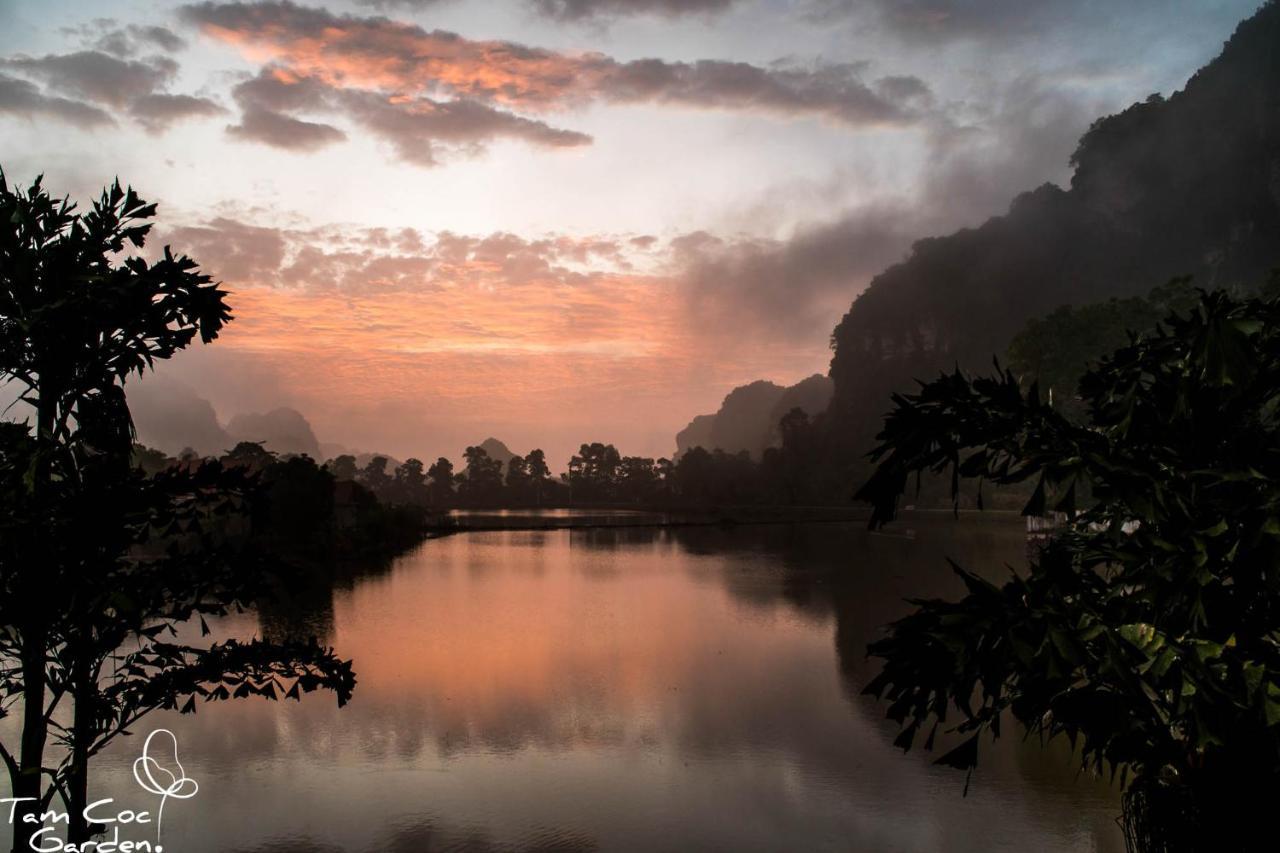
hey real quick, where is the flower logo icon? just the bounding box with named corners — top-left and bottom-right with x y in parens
top-left (132, 729), bottom-right (199, 846)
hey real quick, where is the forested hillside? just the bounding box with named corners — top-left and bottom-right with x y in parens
top-left (827, 0), bottom-right (1280, 473)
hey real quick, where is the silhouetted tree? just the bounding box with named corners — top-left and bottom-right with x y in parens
top-left (460, 446), bottom-right (503, 504)
top-left (326, 454), bottom-right (358, 481)
top-left (397, 457), bottom-right (425, 487)
top-left (524, 449), bottom-right (551, 506)
top-left (568, 442), bottom-right (621, 502)
top-left (670, 446), bottom-right (713, 502)
top-left (760, 408), bottom-right (821, 504)
top-left (0, 171), bottom-right (353, 848)
top-left (360, 455), bottom-right (392, 494)
top-left (858, 289), bottom-right (1280, 853)
top-left (257, 455), bottom-right (336, 555)
top-left (222, 440), bottom-right (277, 472)
top-left (655, 457), bottom-right (674, 498)
top-left (391, 458), bottom-right (429, 506)
top-left (427, 457), bottom-right (455, 505)
top-left (617, 456), bottom-right (660, 503)
top-left (505, 455), bottom-right (531, 502)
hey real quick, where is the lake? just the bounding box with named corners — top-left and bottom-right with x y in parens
top-left (3, 513), bottom-right (1123, 852)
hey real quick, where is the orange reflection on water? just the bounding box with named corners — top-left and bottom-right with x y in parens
top-left (329, 530), bottom-right (833, 753)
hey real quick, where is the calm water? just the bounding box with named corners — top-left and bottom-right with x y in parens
top-left (4, 515), bottom-right (1122, 852)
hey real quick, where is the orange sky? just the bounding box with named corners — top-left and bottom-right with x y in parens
top-left (211, 276), bottom-right (830, 464)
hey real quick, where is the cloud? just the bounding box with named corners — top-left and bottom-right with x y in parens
top-left (674, 207), bottom-right (917, 344)
top-left (528, 0), bottom-right (736, 21)
top-left (161, 216), bottom-right (638, 292)
top-left (820, 0), bottom-right (1063, 42)
top-left (0, 50), bottom-right (221, 133)
top-left (61, 19), bottom-right (190, 57)
top-left (920, 72), bottom-right (1100, 225)
top-left (668, 70), bottom-right (1104, 346)
top-left (179, 1), bottom-right (932, 130)
top-left (156, 215), bottom-right (691, 364)
top-left (0, 72), bottom-right (114, 127)
top-left (227, 105), bottom-right (347, 151)
top-left (224, 65), bottom-right (589, 162)
top-left (2, 51), bottom-right (175, 108)
top-left (130, 24), bottom-right (190, 53)
top-left (813, 0), bottom-right (1251, 52)
top-left (336, 88), bottom-right (591, 166)
top-left (603, 60), bottom-right (930, 124)
top-left (131, 92), bottom-right (226, 131)
top-left (354, 0), bottom-right (451, 8)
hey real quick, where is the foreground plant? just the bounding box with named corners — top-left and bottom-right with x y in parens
top-left (857, 287), bottom-right (1280, 853)
top-left (0, 170), bottom-right (354, 851)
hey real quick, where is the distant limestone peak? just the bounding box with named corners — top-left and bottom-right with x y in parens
top-left (477, 437), bottom-right (519, 472)
top-left (675, 374), bottom-right (833, 459)
top-left (227, 407), bottom-right (322, 459)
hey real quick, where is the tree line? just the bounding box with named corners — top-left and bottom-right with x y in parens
top-left (304, 413), bottom-right (836, 510)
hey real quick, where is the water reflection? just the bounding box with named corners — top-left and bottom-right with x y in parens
top-left (3, 514), bottom-right (1123, 852)
top-left (231, 819), bottom-right (599, 853)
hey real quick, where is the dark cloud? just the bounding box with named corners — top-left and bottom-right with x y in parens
top-left (0, 72), bottom-right (114, 127)
top-left (130, 92), bottom-right (225, 131)
top-left (231, 67), bottom-right (331, 113)
top-left (529, 0), bottom-right (736, 21)
top-left (337, 90), bottom-right (592, 167)
top-left (0, 50), bottom-right (219, 133)
top-left (808, 0), bottom-right (1082, 43)
top-left (2, 51), bottom-right (174, 108)
top-left (180, 2), bottom-right (933, 130)
top-left (224, 65), bottom-right (589, 163)
top-left (88, 29), bottom-right (135, 59)
top-left (604, 59), bottom-right (929, 125)
top-left (672, 71), bottom-right (1101, 345)
top-left (227, 106), bottom-right (347, 151)
top-left (875, 74), bottom-right (933, 103)
top-left (814, 0), bottom-right (1255, 50)
top-left (227, 68), bottom-right (344, 150)
top-left (164, 217), bottom-right (290, 284)
top-left (354, 0), bottom-right (450, 8)
top-left (917, 72), bottom-right (1101, 227)
top-left (676, 207), bottom-right (917, 343)
top-left (127, 24), bottom-right (189, 53)
top-left (62, 19), bottom-right (189, 56)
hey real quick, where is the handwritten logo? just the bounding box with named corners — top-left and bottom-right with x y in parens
top-left (132, 729), bottom-right (199, 846)
top-left (2, 728), bottom-right (200, 851)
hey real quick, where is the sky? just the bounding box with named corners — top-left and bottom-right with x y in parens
top-left (0, 0), bottom-right (1262, 466)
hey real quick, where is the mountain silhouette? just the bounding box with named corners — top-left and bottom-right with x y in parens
top-left (129, 378), bottom-right (233, 457)
top-left (676, 375), bottom-right (833, 459)
top-left (227, 408), bottom-right (323, 459)
top-left (478, 437), bottom-right (519, 473)
top-left (825, 0), bottom-right (1280, 468)
top-left (129, 380), bottom-right (326, 459)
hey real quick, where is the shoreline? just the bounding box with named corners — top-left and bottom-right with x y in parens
top-left (421, 505), bottom-right (1022, 536)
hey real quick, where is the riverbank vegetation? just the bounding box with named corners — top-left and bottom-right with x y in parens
top-left (209, 422), bottom-right (1020, 514)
